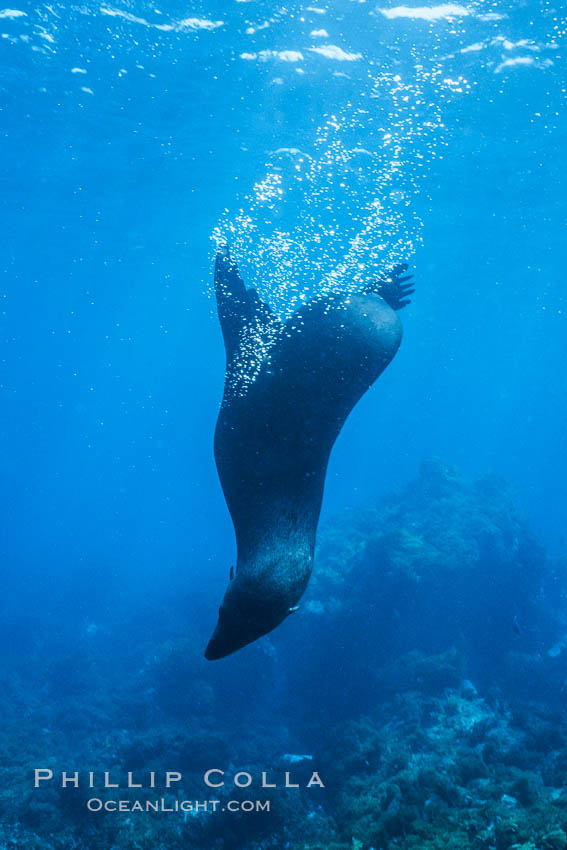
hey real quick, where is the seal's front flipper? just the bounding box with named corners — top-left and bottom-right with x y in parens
top-left (363, 263), bottom-right (415, 310)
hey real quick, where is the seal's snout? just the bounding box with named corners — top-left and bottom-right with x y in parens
top-left (204, 609), bottom-right (267, 661)
top-left (204, 602), bottom-right (234, 660)
top-left (204, 576), bottom-right (292, 661)
top-left (204, 640), bottom-right (224, 661)
top-left (204, 600), bottom-right (253, 661)
top-left (204, 640), bottom-right (233, 661)
top-left (204, 621), bottom-right (233, 660)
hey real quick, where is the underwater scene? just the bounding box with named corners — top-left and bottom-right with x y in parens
top-left (1, 0), bottom-right (566, 847)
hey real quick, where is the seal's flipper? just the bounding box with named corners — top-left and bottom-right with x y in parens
top-left (215, 252), bottom-right (282, 359)
top-left (246, 287), bottom-right (279, 328)
top-left (362, 263), bottom-right (415, 310)
top-left (214, 249), bottom-right (250, 357)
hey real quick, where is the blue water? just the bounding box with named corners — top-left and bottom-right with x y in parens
top-left (1, 1), bottom-right (566, 846)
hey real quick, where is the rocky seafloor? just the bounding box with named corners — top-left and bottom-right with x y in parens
top-left (2, 461), bottom-right (567, 850)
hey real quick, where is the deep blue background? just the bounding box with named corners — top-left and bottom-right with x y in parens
top-left (1, 0), bottom-right (565, 644)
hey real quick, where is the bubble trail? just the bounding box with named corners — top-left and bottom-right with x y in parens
top-left (212, 57), bottom-right (453, 322)
top-left (211, 0), bottom-right (562, 387)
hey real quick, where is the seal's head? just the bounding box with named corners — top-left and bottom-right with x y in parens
top-left (204, 552), bottom-right (311, 660)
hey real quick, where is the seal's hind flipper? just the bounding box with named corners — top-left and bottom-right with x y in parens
top-left (214, 249), bottom-right (250, 356)
top-left (215, 251), bottom-right (282, 363)
top-left (246, 287), bottom-right (279, 327)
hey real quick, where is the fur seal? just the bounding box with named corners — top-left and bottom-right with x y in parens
top-left (205, 248), bottom-right (413, 660)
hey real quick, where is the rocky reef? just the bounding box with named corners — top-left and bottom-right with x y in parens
top-left (2, 461), bottom-right (567, 849)
top-left (317, 668), bottom-right (567, 850)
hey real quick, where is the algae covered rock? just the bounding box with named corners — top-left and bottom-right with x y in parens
top-left (4, 463), bottom-right (567, 850)
top-left (293, 460), bottom-right (553, 718)
top-left (543, 829), bottom-right (567, 850)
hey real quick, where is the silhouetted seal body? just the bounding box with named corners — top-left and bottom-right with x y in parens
top-left (205, 250), bottom-right (412, 659)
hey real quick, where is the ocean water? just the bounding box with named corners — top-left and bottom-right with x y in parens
top-left (1, 1), bottom-right (566, 848)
